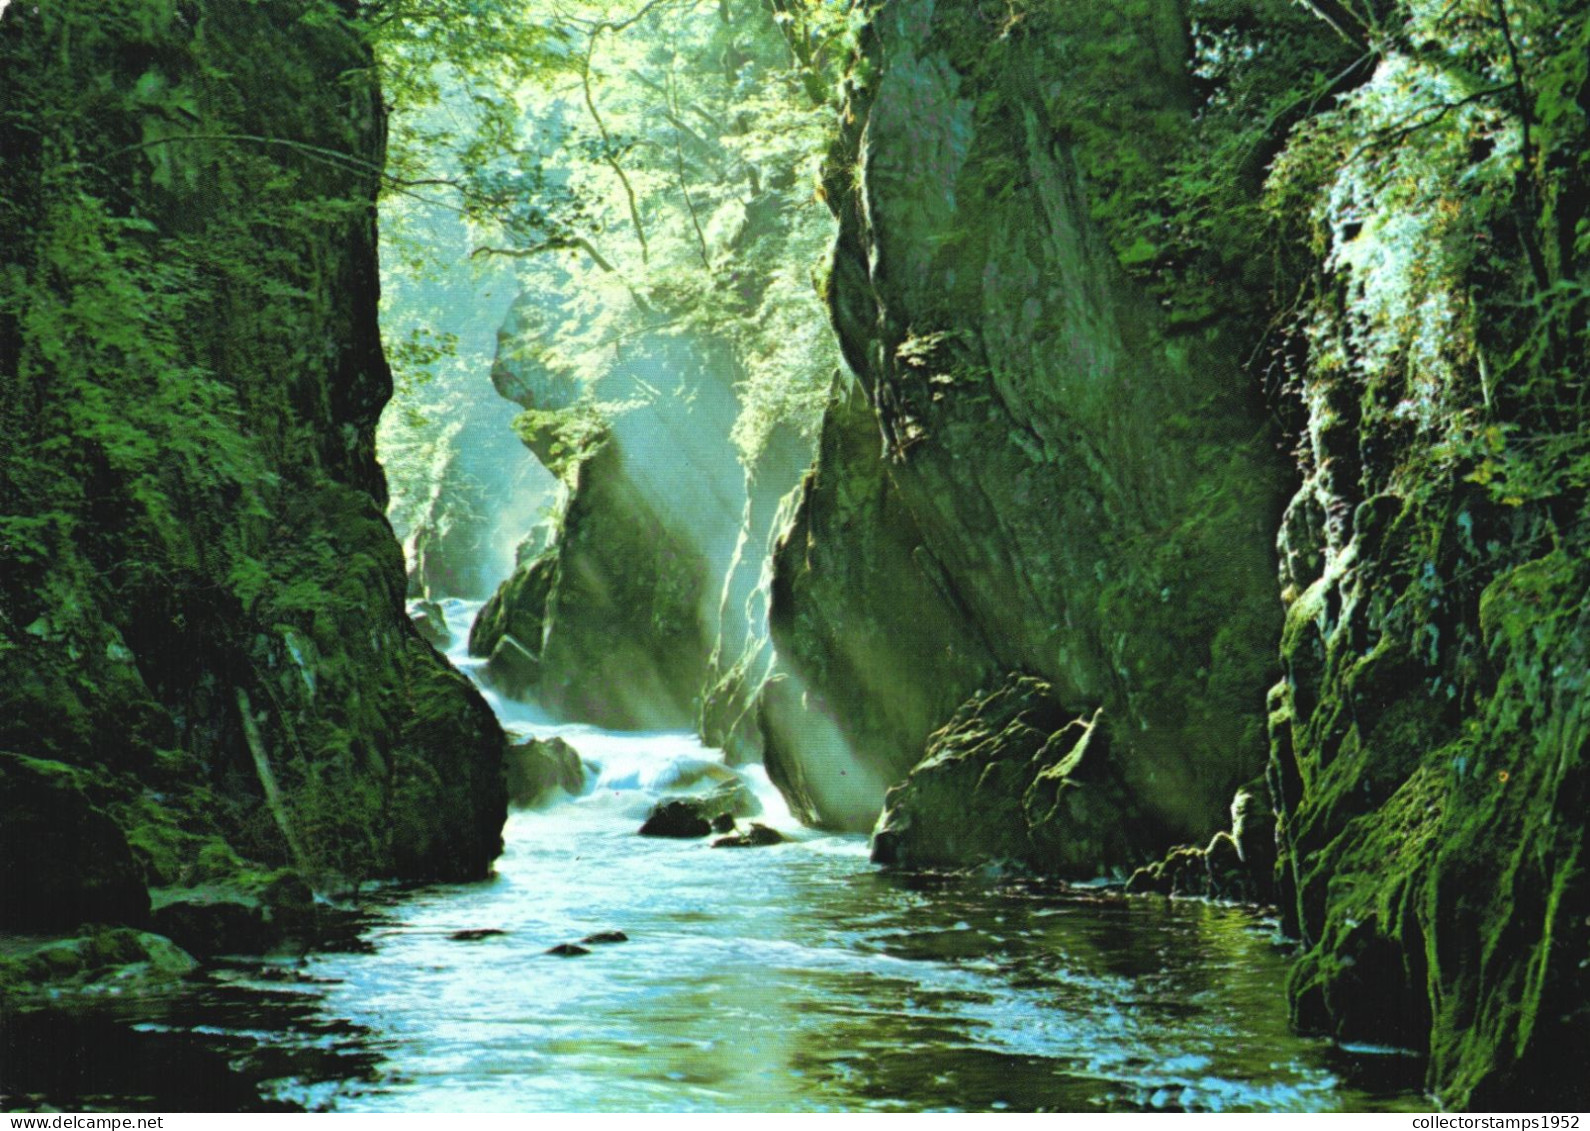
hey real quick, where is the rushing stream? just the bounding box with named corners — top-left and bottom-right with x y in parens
top-left (3, 601), bottom-right (1428, 1113)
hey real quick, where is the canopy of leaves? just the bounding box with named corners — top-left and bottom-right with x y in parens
top-left (370, 0), bottom-right (859, 483)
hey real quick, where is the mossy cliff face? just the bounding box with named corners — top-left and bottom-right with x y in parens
top-left (1265, 40), bottom-right (1590, 1106)
top-left (0, 0), bottom-right (506, 925)
top-left (765, 0), bottom-right (1288, 844)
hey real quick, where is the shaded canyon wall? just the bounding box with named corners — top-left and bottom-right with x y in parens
top-left (761, 0), bottom-right (1289, 848)
top-left (0, 0), bottom-right (506, 937)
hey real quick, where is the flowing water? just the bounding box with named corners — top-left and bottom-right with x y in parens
top-left (1, 600), bottom-right (1427, 1113)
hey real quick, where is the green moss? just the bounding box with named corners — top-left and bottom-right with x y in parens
top-left (1, 0), bottom-right (506, 907)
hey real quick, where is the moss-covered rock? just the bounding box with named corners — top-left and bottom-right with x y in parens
top-left (147, 869), bottom-right (335, 959)
top-left (0, 0), bottom-right (506, 933)
top-left (503, 736), bottom-right (588, 808)
top-left (0, 753), bottom-right (151, 931)
top-left (871, 676), bottom-right (1152, 877)
top-left (1264, 21), bottom-right (1590, 1099)
top-left (0, 929), bottom-right (198, 1003)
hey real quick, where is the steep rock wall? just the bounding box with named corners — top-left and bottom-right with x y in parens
top-left (699, 417), bottom-right (815, 765)
top-left (1265, 36), bottom-right (1590, 1108)
top-left (0, 0), bottom-right (505, 924)
top-left (762, 378), bottom-right (997, 829)
top-left (765, 0), bottom-right (1289, 847)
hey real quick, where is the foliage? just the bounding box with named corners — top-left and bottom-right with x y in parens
top-left (368, 0), bottom-right (852, 486)
top-left (1261, 0), bottom-right (1590, 502)
top-left (1, 0), bottom-right (506, 893)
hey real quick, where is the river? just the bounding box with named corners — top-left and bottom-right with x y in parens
top-left (1, 600), bottom-right (1427, 1112)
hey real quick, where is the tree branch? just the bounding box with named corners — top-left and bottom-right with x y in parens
top-left (471, 236), bottom-right (616, 273)
top-left (582, 22), bottom-right (650, 263)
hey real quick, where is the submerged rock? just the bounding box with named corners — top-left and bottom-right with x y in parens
top-left (580, 930), bottom-right (629, 945)
top-left (648, 762), bottom-right (761, 819)
top-left (638, 779), bottom-right (760, 838)
top-left (711, 823), bottom-right (785, 849)
top-left (871, 677), bottom-right (1154, 878)
top-left (451, 928), bottom-right (507, 942)
top-left (546, 943), bottom-right (591, 957)
top-left (503, 736), bottom-right (587, 808)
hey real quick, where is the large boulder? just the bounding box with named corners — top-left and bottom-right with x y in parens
top-left (871, 677), bottom-right (1151, 877)
top-left (503, 736), bottom-right (588, 808)
top-left (638, 781), bottom-right (758, 838)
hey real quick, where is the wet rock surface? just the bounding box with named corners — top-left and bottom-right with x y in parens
top-left (503, 736), bottom-right (588, 808)
top-left (871, 676), bottom-right (1153, 878)
top-left (711, 823), bottom-right (785, 849)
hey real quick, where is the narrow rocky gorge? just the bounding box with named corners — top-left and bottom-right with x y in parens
top-left (3, 0), bottom-right (1586, 1113)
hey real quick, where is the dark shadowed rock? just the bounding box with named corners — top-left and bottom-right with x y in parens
top-left (0, 753), bottom-right (150, 931)
top-left (712, 823), bottom-right (785, 848)
top-left (546, 943), bottom-right (592, 957)
top-left (871, 677), bottom-right (1155, 878)
top-left (503, 736), bottom-right (587, 808)
top-left (581, 930), bottom-right (629, 945)
top-left (639, 779), bottom-right (760, 838)
top-left (149, 870), bottom-right (331, 959)
top-left (151, 894), bottom-right (273, 959)
top-left (638, 799), bottom-right (713, 838)
top-left (451, 928), bottom-right (507, 941)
